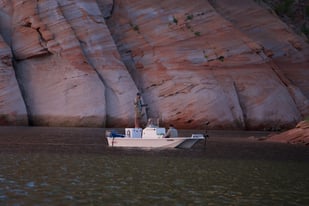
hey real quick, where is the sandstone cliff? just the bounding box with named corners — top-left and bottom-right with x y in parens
top-left (0, 0), bottom-right (308, 129)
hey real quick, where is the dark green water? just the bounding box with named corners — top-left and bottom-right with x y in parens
top-left (0, 152), bottom-right (308, 206)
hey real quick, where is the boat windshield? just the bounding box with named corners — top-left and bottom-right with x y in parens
top-left (146, 118), bottom-right (159, 128)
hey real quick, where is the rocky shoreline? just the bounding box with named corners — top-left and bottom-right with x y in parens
top-left (263, 120), bottom-right (309, 146)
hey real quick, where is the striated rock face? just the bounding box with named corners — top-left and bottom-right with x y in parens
top-left (1, 0), bottom-right (139, 127)
top-left (0, 35), bottom-right (28, 125)
top-left (107, 0), bottom-right (309, 129)
top-left (0, 0), bottom-right (308, 129)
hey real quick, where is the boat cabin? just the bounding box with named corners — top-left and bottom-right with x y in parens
top-left (124, 127), bottom-right (166, 139)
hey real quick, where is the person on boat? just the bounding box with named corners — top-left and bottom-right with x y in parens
top-left (146, 118), bottom-right (158, 128)
top-left (163, 124), bottom-right (178, 138)
top-left (134, 92), bottom-right (147, 128)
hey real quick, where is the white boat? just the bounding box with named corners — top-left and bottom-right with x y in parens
top-left (106, 126), bottom-right (205, 149)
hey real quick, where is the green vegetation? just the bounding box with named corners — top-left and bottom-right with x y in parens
top-left (172, 16), bottom-right (178, 25)
top-left (186, 14), bottom-right (194, 20)
top-left (185, 13), bottom-right (202, 37)
top-left (129, 23), bottom-right (140, 33)
top-left (306, 6), bottom-right (309, 16)
top-left (301, 24), bottom-right (309, 37)
top-left (169, 13), bottom-right (202, 37)
top-left (218, 56), bottom-right (225, 62)
top-left (274, 0), bottom-right (295, 17)
top-left (194, 31), bottom-right (201, 36)
top-left (255, 0), bottom-right (309, 41)
top-left (203, 49), bottom-right (226, 62)
top-left (133, 25), bottom-right (139, 31)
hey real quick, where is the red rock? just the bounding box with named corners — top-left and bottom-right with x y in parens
top-left (0, 35), bottom-right (28, 125)
top-left (107, 0), bottom-right (309, 129)
top-left (0, 0), bottom-right (308, 129)
top-left (266, 121), bottom-right (309, 145)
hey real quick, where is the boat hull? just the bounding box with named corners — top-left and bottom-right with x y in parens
top-left (107, 137), bottom-right (204, 149)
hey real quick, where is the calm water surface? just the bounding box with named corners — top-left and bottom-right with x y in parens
top-left (0, 151), bottom-right (308, 206)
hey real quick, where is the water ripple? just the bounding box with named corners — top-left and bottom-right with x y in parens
top-left (0, 153), bottom-right (307, 205)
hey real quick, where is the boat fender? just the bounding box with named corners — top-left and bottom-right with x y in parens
top-left (126, 130), bottom-right (131, 137)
